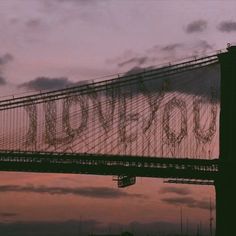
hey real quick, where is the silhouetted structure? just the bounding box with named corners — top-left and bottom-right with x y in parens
top-left (216, 45), bottom-right (236, 236)
top-left (1, 46), bottom-right (236, 236)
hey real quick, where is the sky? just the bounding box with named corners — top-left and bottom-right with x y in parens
top-left (0, 0), bottom-right (236, 235)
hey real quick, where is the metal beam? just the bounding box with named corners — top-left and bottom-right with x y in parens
top-left (0, 151), bottom-right (218, 180)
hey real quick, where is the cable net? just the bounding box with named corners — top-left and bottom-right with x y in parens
top-left (0, 57), bottom-right (220, 159)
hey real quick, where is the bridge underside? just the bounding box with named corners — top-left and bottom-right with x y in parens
top-left (0, 151), bottom-right (218, 181)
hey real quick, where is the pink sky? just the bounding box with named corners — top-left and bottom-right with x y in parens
top-left (0, 0), bottom-right (234, 235)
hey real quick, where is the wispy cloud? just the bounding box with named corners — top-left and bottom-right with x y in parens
top-left (118, 56), bottom-right (149, 68)
top-left (160, 43), bottom-right (183, 52)
top-left (0, 76), bottom-right (6, 85)
top-left (19, 77), bottom-right (92, 91)
top-left (0, 53), bottom-right (13, 65)
top-left (19, 77), bottom-right (74, 90)
top-left (161, 196), bottom-right (214, 210)
top-left (0, 184), bottom-right (145, 199)
top-left (0, 212), bottom-right (18, 218)
top-left (185, 20), bottom-right (207, 33)
top-left (0, 53), bottom-right (14, 86)
top-left (25, 18), bottom-right (48, 32)
top-left (218, 21), bottom-right (236, 32)
top-left (108, 39), bottom-right (214, 73)
top-left (159, 186), bottom-right (191, 196)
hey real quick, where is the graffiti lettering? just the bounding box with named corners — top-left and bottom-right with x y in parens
top-left (163, 97), bottom-right (187, 146)
top-left (63, 95), bottom-right (89, 138)
top-left (193, 97), bottom-right (217, 144)
top-left (44, 100), bottom-right (70, 146)
top-left (25, 103), bottom-right (37, 146)
top-left (118, 95), bottom-right (139, 144)
top-left (140, 80), bottom-right (165, 132)
top-left (90, 89), bottom-right (115, 132)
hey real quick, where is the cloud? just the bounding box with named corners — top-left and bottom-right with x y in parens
top-left (0, 76), bottom-right (6, 85)
top-left (110, 57), bottom-right (219, 101)
top-left (19, 77), bottom-right (92, 91)
top-left (161, 196), bottom-right (214, 210)
top-left (25, 18), bottom-right (44, 29)
top-left (109, 39), bottom-right (213, 72)
top-left (0, 184), bottom-right (144, 199)
top-left (124, 66), bottom-right (153, 76)
top-left (106, 49), bottom-right (137, 65)
top-left (118, 57), bottom-right (149, 68)
top-left (159, 187), bottom-right (191, 196)
top-left (0, 212), bottom-right (18, 218)
top-left (105, 40), bottom-right (218, 100)
top-left (218, 21), bottom-right (236, 32)
top-left (26, 19), bottom-right (41, 28)
top-left (185, 20), bottom-right (207, 33)
top-left (0, 53), bottom-right (14, 86)
top-left (146, 45), bottom-right (159, 54)
top-left (195, 40), bottom-right (213, 51)
top-left (19, 77), bottom-right (74, 90)
top-left (0, 53), bottom-right (13, 65)
top-left (161, 43), bottom-right (183, 52)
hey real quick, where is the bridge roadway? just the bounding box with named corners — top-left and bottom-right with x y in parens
top-left (0, 151), bottom-right (218, 181)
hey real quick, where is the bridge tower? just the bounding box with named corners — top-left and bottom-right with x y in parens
top-left (216, 46), bottom-right (236, 236)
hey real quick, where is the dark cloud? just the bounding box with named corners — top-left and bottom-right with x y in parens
top-left (106, 49), bottom-right (136, 65)
top-left (107, 49), bottom-right (157, 69)
top-left (0, 53), bottom-right (13, 65)
top-left (195, 40), bottom-right (213, 51)
top-left (110, 40), bottom-right (213, 72)
top-left (161, 196), bottom-right (215, 210)
top-left (0, 184), bottom-right (144, 199)
top-left (0, 53), bottom-right (14, 86)
top-left (0, 76), bottom-right (7, 85)
top-left (9, 18), bottom-right (19, 25)
top-left (0, 212), bottom-right (18, 218)
top-left (110, 59), bottom-right (220, 101)
top-left (74, 80), bottom-right (92, 86)
top-left (25, 19), bottom-right (43, 29)
top-left (124, 66), bottom-right (150, 76)
top-left (19, 77), bottom-right (74, 90)
top-left (161, 43), bottom-right (183, 52)
top-left (105, 40), bottom-right (218, 101)
top-left (185, 20), bottom-right (207, 33)
top-left (218, 21), bottom-right (236, 32)
top-left (159, 186), bottom-right (191, 196)
top-left (118, 57), bottom-right (149, 68)
top-left (146, 45), bottom-right (159, 54)
top-left (19, 77), bottom-right (92, 91)
top-left (191, 40), bottom-right (214, 57)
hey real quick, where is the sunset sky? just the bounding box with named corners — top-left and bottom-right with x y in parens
top-left (0, 0), bottom-right (235, 235)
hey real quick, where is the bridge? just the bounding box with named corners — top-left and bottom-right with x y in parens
top-left (0, 46), bottom-right (236, 235)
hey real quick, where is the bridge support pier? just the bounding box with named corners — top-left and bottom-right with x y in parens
top-left (217, 46), bottom-right (236, 236)
top-left (215, 165), bottom-right (236, 236)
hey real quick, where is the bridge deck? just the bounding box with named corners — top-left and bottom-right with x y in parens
top-left (0, 151), bottom-right (218, 181)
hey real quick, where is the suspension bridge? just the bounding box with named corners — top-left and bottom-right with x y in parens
top-left (1, 46), bottom-right (236, 235)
